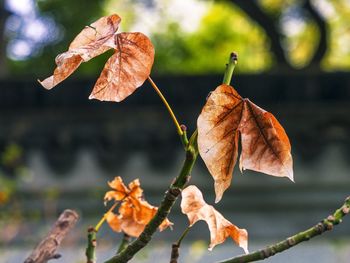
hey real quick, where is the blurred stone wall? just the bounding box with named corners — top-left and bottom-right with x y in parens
top-left (1, 73), bottom-right (350, 245)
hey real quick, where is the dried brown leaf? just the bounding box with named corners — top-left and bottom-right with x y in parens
top-left (39, 14), bottom-right (155, 102)
top-left (89, 32), bottom-right (154, 102)
top-left (239, 99), bottom-right (293, 180)
top-left (197, 84), bottom-right (244, 203)
top-left (181, 185), bottom-right (248, 253)
top-left (39, 14), bottom-right (121, 89)
top-left (104, 176), bottom-right (129, 202)
top-left (197, 85), bottom-right (293, 202)
top-left (105, 176), bottom-right (173, 237)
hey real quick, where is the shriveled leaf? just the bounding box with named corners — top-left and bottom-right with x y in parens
top-left (89, 32), bottom-right (155, 102)
top-left (239, 99), bottom-right (293, 181)
top-left (104, 177), bottom-right (144, 203)
top-left (197, 84), bottom-right (294, 202)
top-left (104, 176), bottom-right (173, 237)
top-left (39, 14), bottom-right (121, 89)
top-left (197, 84), bottom-right (244, 203)
top-left (106, 202), bottom-right (145, 237)
top-left (181, 185), bottom-right (248, 253)
top-left (104, 176), bottom-right (129, 202)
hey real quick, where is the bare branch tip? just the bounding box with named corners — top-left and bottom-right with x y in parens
top-left (230, 52), bottom-right (238, 62)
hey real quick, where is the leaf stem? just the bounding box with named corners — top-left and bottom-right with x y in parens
top-left (95, 202), bottom-right (119, 232)
top-left (169, 226), bottom-right (192, 263)
top-left (147, 76), bottom-right (184, 137)
top-left (219, 196), bottom-right (350, 263)
top-left (222, 52), bottom-right (238, 86)
top-left (176, 226), bottom-right (191, 246)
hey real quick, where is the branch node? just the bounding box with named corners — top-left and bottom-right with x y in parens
top-left (315, 222), bottom-right (325, 233)
top-left (325, 222), bottom-right (334, 231)
top-left (327, 215), bottom-right (336, 222)
top-left (168, 187), bottom-right (181, 198)
top-left (287, 237), bottom-right (296, 246)
top-left (342, 206), bottom-right (350, 214)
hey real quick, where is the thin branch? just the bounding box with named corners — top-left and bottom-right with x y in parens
top-left (218, 196), bottom-right (350, 263)
top-left (169, 226), bottom-right (191, 263)
top-left (117, 233), bottom-right (131, 253)
top-left (24, 209), bottom-right (79, 263)
top-left (86, 227), bottom-right (97, 263)
top-left (104, 133), bottom-right (198, 263)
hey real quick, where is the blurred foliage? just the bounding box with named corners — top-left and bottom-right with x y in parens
top-left (8, 0), bottom-right (107, 76)
top-left (0, 143), bottom-right (26, 205)
top-left (151, 2), bottom-right (272, 74)
top-left (3, 0), bottom-right (350, 76)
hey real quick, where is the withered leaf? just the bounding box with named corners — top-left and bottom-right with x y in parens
top-left (89, 32), bottom-right (154, 102)
top-left (104, 176), bottom-right (172, 237)
top-left (239, 99), bottom-right (293, 180)
top-left (197, 84), bottom-right (293, 202)
top-left (181, 185), bottom-right (248, 253)
top-left (39, 14), bottom-right (155, 102)
top-left (197, 84), bottom-right (243, 203)
top-left (39, 14), bottom-right (121, 90)
top-left (104, 176), bottom-right (143, 202)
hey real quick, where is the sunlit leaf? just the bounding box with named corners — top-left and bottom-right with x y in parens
top-left (239, 99), bottom-right (293, 181)
top-left (39, 14), bottom-right (155, 102)
top-left (197, 84), bottom-right (243, 203)
top-left (181, 185), bottom-right (248, 253)
top-left (197, 84), bottom-right (293, 202)
top-left (89, 32), bottom-right (154, 102)
top-left (39, 14), bottom-right (121, 89)
top-left (104, 176), bottom-right (173, 237)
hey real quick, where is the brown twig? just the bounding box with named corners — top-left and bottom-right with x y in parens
top-left (24, 209), bottom-right (79, 263)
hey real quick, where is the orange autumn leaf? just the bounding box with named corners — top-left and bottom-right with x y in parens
top-left (197, 84), bottom-right (293, 202)
top-left (197, 84), bottom-right (244, 203)
top-left (39, 14), bottom-right (155, 102)
top-left (181, 185), bottom-right (248, 253)
top-left (104, 177), bottom-right (172, 237)
top-left (104, 176), bottom-right (143, 202)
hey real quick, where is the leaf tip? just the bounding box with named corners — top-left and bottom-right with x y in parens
top-left (214, 196), bottom-right (222, 204)
top-left (38, 77), bottom-right (54, 90)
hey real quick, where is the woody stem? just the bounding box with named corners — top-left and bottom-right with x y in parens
top-left (219, 196), bottom-right (350, 263)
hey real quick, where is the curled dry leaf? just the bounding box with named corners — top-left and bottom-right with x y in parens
top-left (104, 176), bottom-right (172, 237)
top-left (39, 14), bottom-right (121, 90)
top-left (197, 84), bottom-right (293, 202)
top-left (181, 185), bottom-right (248, 253)
top-left (104, 176), bottom-right (143, 203)
top-left (39, 14), bottom-right (155, 102)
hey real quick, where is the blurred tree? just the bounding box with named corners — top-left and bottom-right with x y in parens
top-left (2, 0), bottom-right (350, 76)
top-left (0, 0), bottom-right (9, 77)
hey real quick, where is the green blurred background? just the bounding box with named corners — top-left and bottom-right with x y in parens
top-left (1, 0), bottom-right (350, 262)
